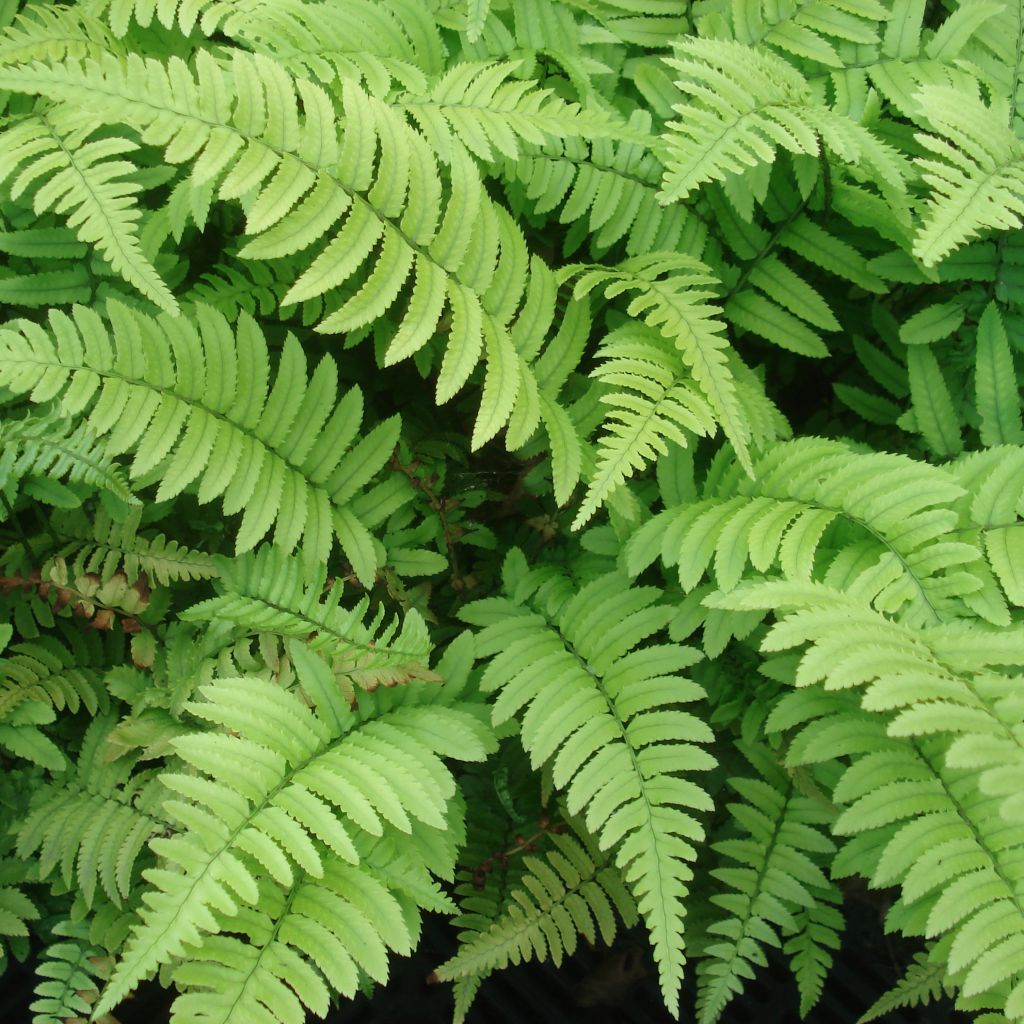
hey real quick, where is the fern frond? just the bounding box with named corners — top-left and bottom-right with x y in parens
top-left (0, 867), bottom-right (38, 967)
top-left (696, 743), bottom-right (837, 1024)
top-left (461, 552), bottom-right (716, 1013)
top-left (0, 4), bottom-right (117, 68)
top-left (202, 0), bottom-right (431, 95)
top-left (950, 445), bottom-right (1024, 609)
top-left (0, 301), bottom-right (395, 585)
top-left (0, 106), bottom-right (176, 312)
top-left (575, 323), bottom-right (717, 527)
top-left (857, 949), bottom-right (952, 1023)
top-left (50, 506), bottom-right (218, 586)
top-left (708, 581), bottom-right (1024, 831)
top-left (659, 38), bottom-right (906, 202)
top-left (181, 546), bottom-right (435, 698)
top-left (974, 302), bottom-right (1024, 447)
top-left (764, 680), bottom-right (1024, 1019)
top-left (632, 437), bottom-right (978, 626)
top-left (171, 863), bottom-right (418, 1023)
top-left (16, 716), bottom-right (164, 907)
top-left (0, 632), bottom-right (109, 719)
top-left (569, 253), bottom-right (762, 480)
top-left (94, 658), bottom-right (492, 1016)
top-left (721, 0), bottom-right (888, 69)
top-left (435, 827), bottom-right (638, 981)
top-left (784, 891), bottom-right (844, 1017)
top-left (31, 920), bottom-right (110, 1024)
top-left (501, 114), bottom-right (697, 257)
top-left (399, 60), bottom-right (630, 164)
top-left (912, 85), bottom-right (1024, 266)
top-left (0, 411), bottom-right (136, 505)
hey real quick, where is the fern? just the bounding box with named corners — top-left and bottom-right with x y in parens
top-left (94, 643), bottom-right (493, 1016)
top-left (912, 85), bottom-right (1024, 266)
top-left (0, 105), bottom-right (176, 312)
top-left (181, 546), bottom-right (436, 698)
top-left (696, 742), bottom-right (838, 1023)
top-left (0, 301), bottom-right (395, 584)
top-left (435, 825), bottom-right (638, 981)
top-left (460, 550), bottom-right (715, 1012)
top-left (1, 0), bottom-right (1023, 1020)
top-left (17, 715), bottom-right (164, 907)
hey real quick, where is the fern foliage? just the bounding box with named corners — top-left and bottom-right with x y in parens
top-left (0, 0), bottom-right (1022, 1021)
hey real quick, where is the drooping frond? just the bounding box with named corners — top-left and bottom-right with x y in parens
top-left (0, 301), bottom-right (397, 584)
top-left (769, 685), bottom-right (1024, 1020)
top-left (912, 85), bottom-right (1024, 266)
top-left (0, 105), bottom-right (176, 312)
top-left (460, 550), bottom-right (716, 1013)
top-left (696, 743), bottom-right (838, 1024)
top-left (0, 412), bottom-right (136, 506)
top-left (181, 546), bottom-right (436, 699)
top-left (434, 826), bottom-right (638, 982)
top-left (93, 656), bottom-right (492, 1017)
top-left (17, 715), bottom-right (164, 907)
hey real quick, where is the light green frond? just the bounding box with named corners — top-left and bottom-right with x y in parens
top-left (461, 559), bottom-right (715, 1014)
top-left (0, 50), bottom-right (584, 467)
top-left (95, 665), bottom-right (490, 1017)
top-left (17, 715), bottom-right (164, 907)
top-left (574, 324), bottom-right (717, 527)
top-left (50, 506), bottom-right (218, 586)
top-left (767, 686), bottom-right (1024, 1019)
top-left (913, 85), bottom-right (1024, 266)
top-left (204, 0), bottom-right (430, 94)
top-left (721, 0), bottom-right (888, 69)
top-left (643, 437), bottom-right (977, 625)
top-left (0, 301), bottom-right (394, 584)
top-left (399, 60), bottom-right (631, 164)
top-left (171, 861), bottom-right (418, 1023)
top-left (708, 581), bottom-right (1024, 833)
top-left (974, 302), bottom-right (1024, 447)
top-left (659, 38), bottom-right (905, 202)
top-left (501, 113), bottom-right (700, 257)
top-left (569, 253), bottom-right (764, 475)
top-left (0, 106), bottom-right (176, 312)
top-left (0, 5), bottom-right (118, 68)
